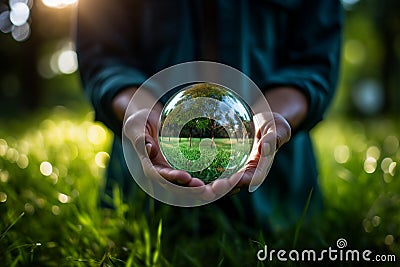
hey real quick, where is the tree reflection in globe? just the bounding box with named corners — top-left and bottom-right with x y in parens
top-left (158, 83), bottom-right (255, 183)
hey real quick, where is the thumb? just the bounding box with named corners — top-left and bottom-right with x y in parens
top-left (273, 113), bottom-right (291, 150)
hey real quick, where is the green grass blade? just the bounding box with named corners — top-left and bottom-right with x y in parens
top-left (292, 188), bottom-right (313, 248)
top-left (0, 212), bottom-right (25, 241)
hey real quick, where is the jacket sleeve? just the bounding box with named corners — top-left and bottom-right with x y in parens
top-left (266, 0), bottom-right (343, 132)
top-left (76, 0), bottom-right (147, 136)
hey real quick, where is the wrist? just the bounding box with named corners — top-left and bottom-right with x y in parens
top-left (112, 87), bottom-right (162, 122)
top-left (263, 87), bottom-right (308, 131)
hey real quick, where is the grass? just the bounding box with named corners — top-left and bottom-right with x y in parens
top-left (0, 107), bottom-right (399, 266)
top-left (160, 138), bottom-right (252, 183)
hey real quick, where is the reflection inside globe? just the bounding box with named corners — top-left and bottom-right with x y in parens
top-left (158, 83), bottom-right (255, 183)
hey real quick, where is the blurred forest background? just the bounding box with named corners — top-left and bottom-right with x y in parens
top-left (0, 0), bottom-right (399, 266)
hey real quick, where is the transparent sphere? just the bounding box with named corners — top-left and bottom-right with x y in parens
top-left (158, 83), bottom-right (255, 183)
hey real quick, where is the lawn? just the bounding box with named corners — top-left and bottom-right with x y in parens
top-left (0, 107), bottom-right (399, 266)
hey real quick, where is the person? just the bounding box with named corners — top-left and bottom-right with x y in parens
top-left (76, 0), bottom-right (342, 234)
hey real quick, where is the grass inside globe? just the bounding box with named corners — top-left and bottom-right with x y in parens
top-left (159, 83), bottom-right (255, 183)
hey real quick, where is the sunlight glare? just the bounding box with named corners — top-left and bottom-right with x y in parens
top-left (41, 0), bottom-right (78, 9)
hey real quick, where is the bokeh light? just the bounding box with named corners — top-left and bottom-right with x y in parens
top-left (0, 171), bottom-right (9, 183)
top-left (9, 0), bottom-right (32, 8)
top-left (0, 139), bottom-right (8, 156)
top-left (87, 125), bottom-right (107, 145)
top-left (364, 157), bottom-right (377, 174)
top-left (9, 2), bottom-right (30, 26)
top-left (383, 135), bottom-right (399, 155)
top-left (51, 205), bottom-right (60, 215)
top-left (6, 147), bottom-right (19, 163)
top-left (388, 162), bottom-right (397, 177)
top-left (16, 154), bottom-right (29, 169)
top-left (35, 197), bottom-right (47, 208)
top-left (0, 192), bottom-right (7, 203)
top-left (341, 0), bottom-right (360, 9)
top-left (344, 39), bottom-right (366, 65)
top-left (381, 157), bottom-right (393, 174)
top-left (57, 50), bottom-right (78, 74)
top-left (334, 145), bottom-right (350, 164)
top-left (366, 146), bottom-right (380, 160)
top-left (40, 161), bottom-right (53, 176)
top-left (0, 0), bottom-right (33, 41)
top-left (95, 151), bottom-right (109, 169)
top-left (372, 215), bottom-right (381, 227)
top-left (385, 235), bottom-right (394, 246)
top-left (37, 42), bottom-right (78, 78)
top-left (41, 0), bottom-right (78, 9)
top-left (11, 22), bottom-right (30, 41)
top-left (351, 80), bottom-right (384, 116)
top-left (24, 202), bottom-right (35, 214)
top-left (0, 11), bottom-right (13, 33)
top-left (57, 192), bottom-right (70, 203)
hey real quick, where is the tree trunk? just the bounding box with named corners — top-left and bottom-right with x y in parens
top-left (189, 130), bottom-right (192, 148)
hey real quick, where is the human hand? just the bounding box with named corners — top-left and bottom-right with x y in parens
top-left (213, 86), bottom-right (307, 195)
top-left (235, 112), bottom-right (291, 189)
top-left (124, 108), bottom-right (205, 187)
top-left (206, 112), bottom-right (291, 196)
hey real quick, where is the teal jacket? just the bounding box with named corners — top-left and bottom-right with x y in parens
top-left (77, 0), bottom-right (342, 231)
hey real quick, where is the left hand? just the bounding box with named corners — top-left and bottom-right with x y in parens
top-left (204, 112), bottom-right (291, 197)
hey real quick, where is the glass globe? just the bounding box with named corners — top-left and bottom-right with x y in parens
top-left (158, 83), bottom-right (255, 183)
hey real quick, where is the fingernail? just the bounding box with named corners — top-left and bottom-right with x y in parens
top-left (145, 143), bottom-right (152, 155)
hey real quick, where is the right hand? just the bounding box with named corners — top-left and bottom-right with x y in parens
top-left (124, 108), bottom-right (205, 187)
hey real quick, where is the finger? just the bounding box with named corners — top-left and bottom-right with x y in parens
top-left (248, 154), bottom-right (271, 192)
top-left (272, 113), bottom-right (291, 150)
top-left (123, 111), bottom-right (149, 140)
top-left (201, 185), bottom-right (216, 201)
top-left (211, 178), bottom-right (232, 196)
top-left (187, 178), bottom-right (205, 187)
top-left (146, 143), bottom-right (152, 156)
top-left (257, 132), bottom-right (276, 157)
top-left (157, 168), bottom-right (192, 185)
top-left (131, 134), bottom-right (148, 159)
top-left (234, 169), bottom-right (255, 188)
